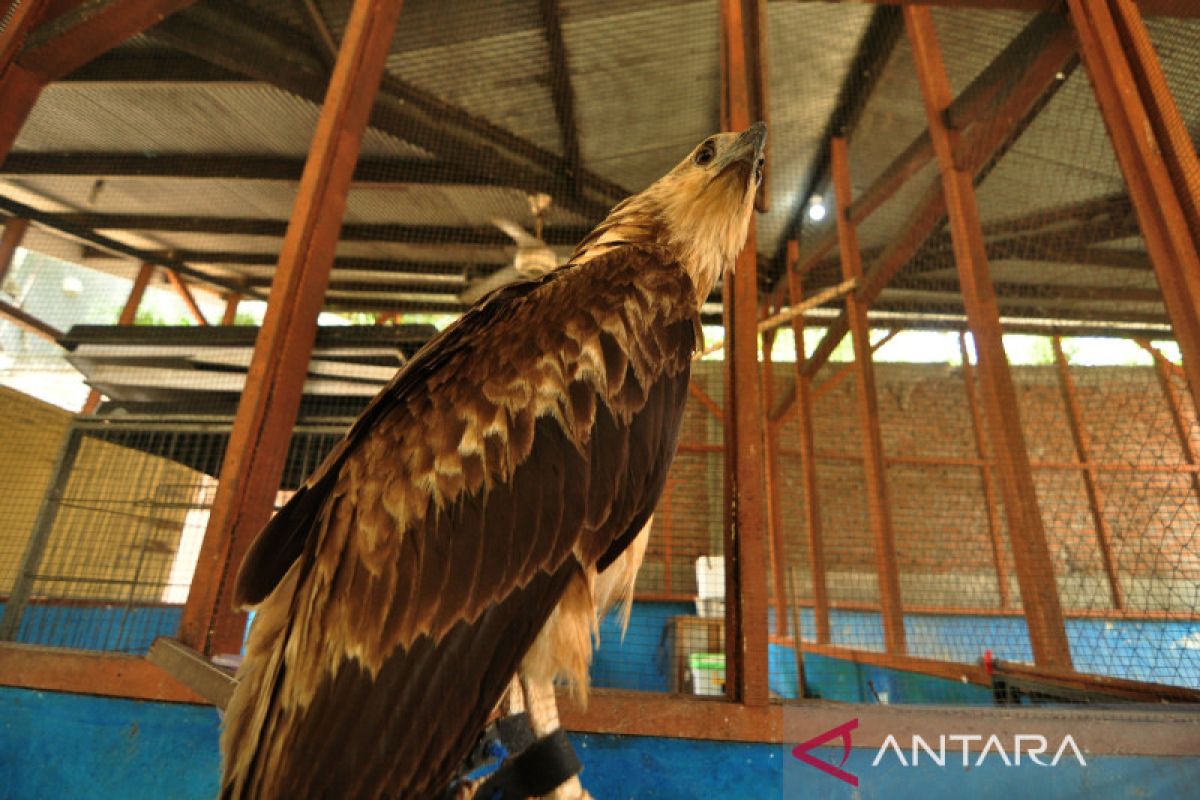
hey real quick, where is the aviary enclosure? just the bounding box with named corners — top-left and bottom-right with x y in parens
top-left (0, 0), bottom-right (1198, 787)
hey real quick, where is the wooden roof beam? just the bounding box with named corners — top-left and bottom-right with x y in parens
top-left (18, 0), bottom-right (201, 82)
top-left (788, 1), bottom-right (1199, 18)
top-left (1, 152), bottom-right (512, 188)
top-left (37, 211), bottom-right (593, 246)
top-left (538, 0), bottom-right (584, 199)
top-left (146, 0), bottom-right (624, 222)
top-left (0, 194), bottom-right (254, 298)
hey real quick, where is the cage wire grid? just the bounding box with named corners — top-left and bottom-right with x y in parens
top-left (0, 1), bottom-right (1197, 706)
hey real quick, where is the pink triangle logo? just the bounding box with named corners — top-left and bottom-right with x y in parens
top-left (791, 718), bottom-right (859, 787)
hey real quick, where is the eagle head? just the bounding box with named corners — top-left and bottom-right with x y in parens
top-left (645, 122), bottom-right (766, 299)
top-left (571, 123), bottom-right (766, 304)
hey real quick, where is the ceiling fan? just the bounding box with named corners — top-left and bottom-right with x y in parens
top-left (459, 193), bottom-right (564, 305)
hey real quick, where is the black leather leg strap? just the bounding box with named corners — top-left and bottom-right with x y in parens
top-left (474, 728), bottom-right (581, 800)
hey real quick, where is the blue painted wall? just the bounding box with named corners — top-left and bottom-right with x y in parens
top-left (3, 687), bottom-right (1198, 799)
top-left (5, 598), bottom-right (1199, 695)
top-left (588, 602), bottom-right (1200, 695)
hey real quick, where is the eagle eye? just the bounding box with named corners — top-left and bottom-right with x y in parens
top-left (694, 142), bottom-right (716, 166)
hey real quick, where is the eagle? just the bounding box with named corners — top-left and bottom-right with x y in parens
top-left (219, 122), bottom-right (766, 799)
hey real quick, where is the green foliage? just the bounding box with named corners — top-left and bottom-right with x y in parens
top-left (133, 307), bottom-right (194, 327)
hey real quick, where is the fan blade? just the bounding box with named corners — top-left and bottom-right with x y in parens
top-left (491, 217), bottom-right (542, 247)
top-left (458, 264), bottom-right (525, 305)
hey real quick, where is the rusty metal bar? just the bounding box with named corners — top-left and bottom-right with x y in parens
top-left (0, 298), bottom-right (61, 342)
top-left (761, 323), bottom-right (790, 638)
top-left (1136, 339), bottom-right (1200, 506)
top-left (1051, 336), bottom-right (1125, 610)
top-left (786, 241), bottom-right (830, 644)
top-left (179, 0), bottom-right (406, 655)
top-left (771, 327), bottom-right (899, 424)
top-left (831, 136), bottom-right (906, 655)
top-left (906, 6), bottom-right (1072, 670)
top-left (687, 380), bottom-right (724, 424)
top-left (958, 333), bottom-right (1011, 609)
top-left (1068, 0), bottom-right (1200, 426)
top-left (18, 1), bottom-right (200, 82)
top-left (719, 0), bottom-right (770, 707)
top-left (220, 292), bottom-right (241, 325)
top-left (163, 267), bottom-right (209, 326)
top-left (0, 217), bottom-right (29, 284)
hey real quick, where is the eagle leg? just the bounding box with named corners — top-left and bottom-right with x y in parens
top-left (519, 676), bottom-right (592, 800)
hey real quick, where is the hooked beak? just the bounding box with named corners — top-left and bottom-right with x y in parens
top-left (715, 122), bottom-right (767, 175)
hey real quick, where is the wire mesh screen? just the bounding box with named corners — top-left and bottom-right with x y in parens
top-left (0, 417), bottom-right (350, 654)
top-left (0, 0), bottom-right (1198, 714)
top-left (759, 4), bottom-right (1200, 705)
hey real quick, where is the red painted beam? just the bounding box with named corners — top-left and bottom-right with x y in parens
top-left (906, 5), bottom-right (1072, 671)
top-left (719, 0), bottom-right (770, 708)
top-left (180, 0), bottom-right (406, 655)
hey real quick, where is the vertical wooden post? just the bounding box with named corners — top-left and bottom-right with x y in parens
top-left (1137, 339), bottom-right (1200, 506)
top-left (82, 262), bottom-right (155, 414)
top-left (906, 6), bottom-right (1072, 670)
top-left (1067, 0), bottom-right (1200, 421)
top-left (179, 0), bottom-right (406, 656)
top-left (958, 333), bottom-right (1011, 609)
top-left (1051, 336), bottom-right (1124, 609)
top-left (0, 217), bottom-right (29, 284)
top-left (761, 324), bottom-right (790, 638)
top-left (719, 0), bottom-right (769, 707)
top-left (221, 292), bottom-right (242, 325)
top-left (786, 241), bottom-right (830, 644)
top-left (830, 136), bottom-right (906, 655)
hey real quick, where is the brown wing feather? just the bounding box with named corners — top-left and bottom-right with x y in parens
top-left (221, 245), bottom-right (698, 798)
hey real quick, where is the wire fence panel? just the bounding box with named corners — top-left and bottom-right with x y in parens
top-left (0, 1), bottom-right (1197, 712)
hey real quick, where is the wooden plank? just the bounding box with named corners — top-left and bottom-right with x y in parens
top-left (0, 642), bottom-right (207, 704)
top-left (720, 0), bottom-right (769, 708)
top-left (82, 261), bottom-right (154, 413)
top-left (18, 0), bottom-right (200, 81)
top-left (1051, 336), bottom-right (1124, 610)
top-left (958, 333), bottom-right (1011, 609)
top-left (178, 0), bottom-right (406, 656)
top-left (1067, 0), bottom-right (1200, 424)
top-left (221, 292), bottom-right (241, 325)
top-left (786, 244), bottom-right (830, 644)
top-left (163, 268), bottom-right (209, 326)
top-left (0, 217), bottom-right (29, 284)
top-left (906, 6), bottom-right (1072, 671)
top-left (146, 637), bottom-right (236, 709)
top-left (831, 137), bottom-right (906, 655)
